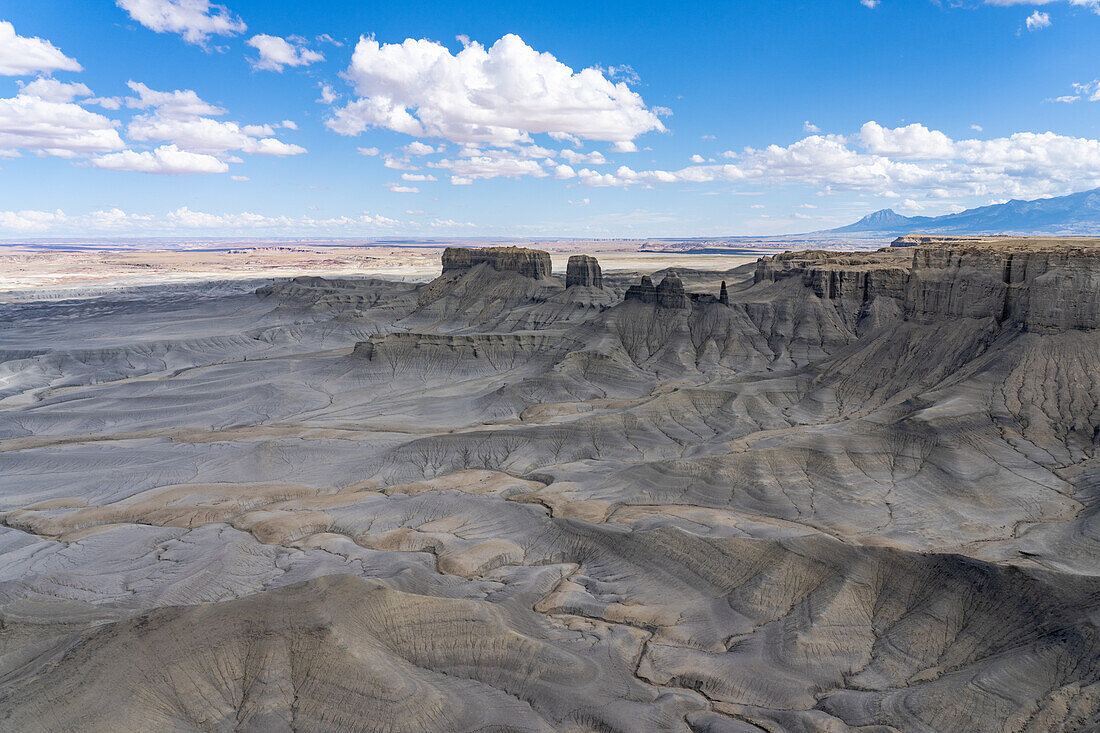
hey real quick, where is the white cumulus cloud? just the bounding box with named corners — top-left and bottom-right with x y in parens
top-left (0, 206), bottom-right (402, 235)
top-left (123, 81), bottom-right (305, 159)
top-left (247, 34), bottom-right (324, 71)
top-left (430, 149), bottom-right (549, 181)
top-left (0, 85), bottom-right (124, 156)
top-left (115, 0), bottom-right (247, 45)
top-left (91, 144), bottom-right (228, 174)
top-left (859, 121), bottom-right (955, 158)
top-left (328, 33), bottom-right (664, 146)
top-left (1026, 10), bottom-right (1053, 29)
top-left (985, 0), bottom-right (1098, 10)
top-left (0, 21), bottom-right (83, 76)
top-left (553, 122), bottom-right (1100, 202)
top-left (559, 149), bottom-right (607, 165)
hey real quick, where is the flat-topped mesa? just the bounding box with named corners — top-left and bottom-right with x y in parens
top-left (440, 246), bottom-right (552, 280)
top-left (905, 242), bottom-right (1100, 330)
top-left (756, 239), bottom-right (1100, 332)
top-left (754, 250), bottom-right (911, 303)
top-left (565, 255), bottom-right (602, 288)
top-left (892, 234), bottom-right (1013, 248)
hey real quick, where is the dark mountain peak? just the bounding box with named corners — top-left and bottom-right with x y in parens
top-left (832, 208), bottom-right (924, 233)
top-left (857, 208), bottom-right (903, 224)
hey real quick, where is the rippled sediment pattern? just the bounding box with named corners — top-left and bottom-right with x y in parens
top-left (2, 245), bottom-right (1100, 732)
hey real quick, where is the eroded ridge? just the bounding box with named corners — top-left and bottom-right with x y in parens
top-left (3, 242), bottom-right (1100, 732)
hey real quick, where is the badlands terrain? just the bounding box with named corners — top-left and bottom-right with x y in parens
top-left (2, 239), bottom-right (1100, 731)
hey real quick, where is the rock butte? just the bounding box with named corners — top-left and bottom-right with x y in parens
top-left (2, 237), bottom-right (1100, 731)
top-left (440, 245), bottom-right (552, 280)
top-left (565, 254), bottom-right (602, 289)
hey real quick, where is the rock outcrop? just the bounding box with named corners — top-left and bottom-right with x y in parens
top-left (753, 249), bottom-right (911, 303)
top-left (10, 238), bottom-right (1100, 733)
top-left (905, 242), bottom-right (1100, 330)
top-left (440, 246), bottom-right (552, 280)
top-left (623, 275), bottom-right (657, 304)
top-left (565, 255), bottom-right (602, 288)
top-left (655, 270), bottom-right (688, 308)
top-left (624, 272), bottom-right (688, 308)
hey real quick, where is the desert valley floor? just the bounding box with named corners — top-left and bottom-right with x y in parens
top-left (2, 240), bottom-right (1100, 732)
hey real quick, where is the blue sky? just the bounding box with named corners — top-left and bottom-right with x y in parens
top-left (2, 0), bottom-right (1100, 238)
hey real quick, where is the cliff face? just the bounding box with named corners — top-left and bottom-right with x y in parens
top-left (441, 246), bottom-right (552, 280)
top-left (754, 250), bottom-right (910, 302)
top-left (565, 255), bottom-right (602, 288)
top-left (624, 272), bottom-right (688, 308)
top-left (756, 243), bottom-right (1100, 333)
top-left (905, 245), bottom-right (1100, 331)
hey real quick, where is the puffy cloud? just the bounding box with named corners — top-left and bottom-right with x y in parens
top-left (803, 121), bottom-right (821, 133)
top-left (386, 183), bottom-right (419, 193)
top-left (17, 78), bottom-right (92, 103)
top-left (400, 172), bottom-right (436, 182)
top-left (561, 123), bottom-right (1100, 200)
top-left (0, 21), bottom-right (82, 76)
top-left (610, 141), bottom-right (637, 152)
top-left (430, 149), bottom-right (548, 180)
top-left (0, 206), bottom-right (402, 234)
top-left (985, 0), bottom-right (1098, 10)
top-left (549, 130), bottom-right (581, 146)
top-left (317, 83), bottom-right (339, 104)
top-left (0, 88), bottom-right (124, 155)
top-left (246, 34), bottom-right (324, 71)
top-left (91, 144), bottom-right (228, 174)
top-left (553, 164), bottom-right (576, 179)
top-left (163, 207), bottom-right (397, 230)
top-left (404, 140), bottom-right (441, 156)
top-left (123, 81), bottom-right (305, 158)
top-left (861, 0), bottom-right (880, 7)
top-left (115, 0), bottom-right (246, 45)
top-left (382, 154), bottom-right (418, 170)
top-left (559, 149), bottom-right (607, 165)
top-left (859, 121), bottom-right (955, 158)
top-left (0, 208), bottom-right (69, 232)
top-left (328, 33), bottom-right (664, 146)
top-left (1026, 10), bottom-right (1052, 29)
top-left (125, 81), bottom-right (224, 117)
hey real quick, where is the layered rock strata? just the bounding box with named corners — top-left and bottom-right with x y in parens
top-left (440, 246), bottom-right (552, 279)
top-left (7, 238), bottom-right (1100, 732)
top-left (623, 274), bottom-right (657, 304)
top-left (624, 272), bottom-right (689, 308)
top-left (565, 255), bottom-right (602, 288)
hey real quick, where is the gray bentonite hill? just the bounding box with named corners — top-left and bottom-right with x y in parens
top-left (3, 240), bottom-right (1100, 731)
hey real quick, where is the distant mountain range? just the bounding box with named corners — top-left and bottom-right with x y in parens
top-left (831, 187), bottom-right (1100, 236)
